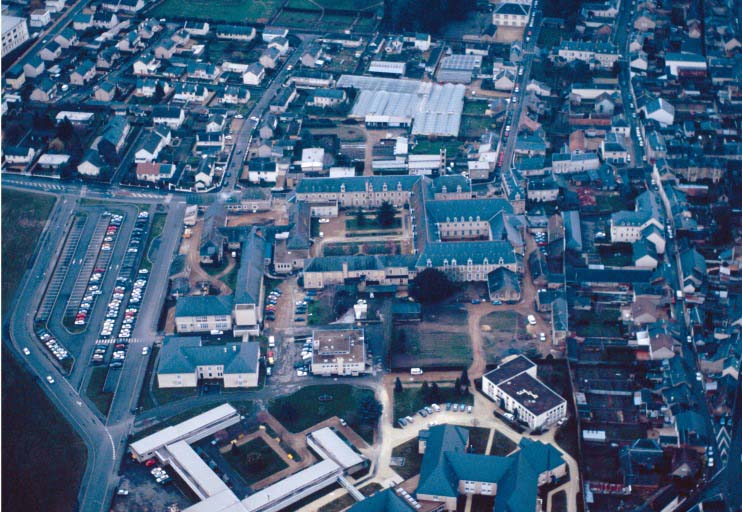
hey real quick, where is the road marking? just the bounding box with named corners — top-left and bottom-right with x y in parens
top-left (106, 429), bottom-right (116, 460)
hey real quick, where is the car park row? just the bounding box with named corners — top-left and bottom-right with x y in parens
top-left (397, 402), bottom-right (473, 428)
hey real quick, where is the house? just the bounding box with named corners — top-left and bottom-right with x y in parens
top-left (610, 190), bottom-right (665, 248)
top-left (93, 11), bottom-right (118, 29)
top-left (411, 32), bottom-right (431, 51)
top-left (221, 86), bottom-right (250, 104)
top-left (138, 18), bottom-right (162, 39)
top-left (301, 147), bottom-right (325, 173)
top-left (45, 0), bottom-right (66, 13)
top-left (135, 78), bottom-right (170, 98)
top-left (135, 126), bottom-right (171, 163)
top-left (308, 88), bottom-right (346, 108)
top-left (494, 69), bottom-right (516, 91)
top-left (318, 31), bottom-right (363, 48)
top-left (247, 157), bottom-right (278, 183)
top-left (23, 55), bottom-right (45, 78)
top-left (664, 52), bottom-right (707, 76)
top-left (482, 355), bottom-right (567, 429)
top-left (154, 38), bottom-right (177, 60)
top-left (173, 82), bottom-right (209, 103)
top-left (310, 327), bottom-right (366, 376)
top-left (3, 146), bottom-right (36, 166)
top-left (30, 9), bottom-right (51, 28)
top-left (36, 153), bottom-right (70, 172)
top-left (557, 40), bottom-right (619, 69)
top-left (152, 106), bottom-right (185, 129)
top-left (2, 16), bottom-right (29, 55)
top-left (5, 64), bottom-right (25, 89)
top-left (262, 27), bottom-right (288, 42)
top-left (157, 336), bottom-right (260, 388)
top-left (205, 114), bottom-right (225, 133)
top-left (175, 295), bottom-right (232, 333)
top-left (634, 10), bottom-right (656, 31)
top-left (600, 132), bottom-right (629, 164)
top-left (290, 69), bottom-right (334, 89)
top-left (39, 41), bottom-right (62, 61)
top-left (231, 227), bottom-right (266, 336)
top-left (680, 248), bottom-right (706, 294)
top-left (415, 424), bottom-right (566, 511)
top-left (117, 0), bottom-right (145, 13)
top-left (187, 61), bottom-right (219, 80)
top-left (132, 53), bottom-right (160, 75)
top-left (301, 47), bottom-right (323, 69)
top-left (492, 2), bottom-right (530, 27)
top-left (551, 151), bottom-right (600, 174)
top-left (54, 27), bottom-right (78, 49)
top-left (242, 63), bottom-right (265, 85)
top-left (136, 162), bottom-right (176, 182)
top-left (183, 21), bottom-right (209, 36)
top-left (92, 81), bottom-right (115, 102)
top-left (97, 116), bottom-right (130, 158)
top-left (215, 24), bottom-right (255, 41)
top-left (171, 28), bottom-right (190, 45)
top-left (72, 13), bottom-right (93, 31)
top-left (30, 77), bottom-right (57, 102)
top-left (259, 47), bottom-right (280, 69)
top-left (96, 46), bottom-right (120, 70)
top-left (369, 60), bottom-right (406, 76)
top-left (268, 36), bottom-right (289, 55)
top-left (632, 239), bottom-right (659, 269)
top-left (69, 60), bottom-right (96, 85)
top-left (117, 30), bottom-right (140, 52)
top-left (224, 188), bottom-right (273, 212)
top-left (199, 204), bottom-right (226, 264)
top-left (527, 176), bottom-right (560, 202)
top-left (77, 150), bottom-right (105, 176)
top-left (641, 98), bottom-right (675, 126)
top-left (487, 267), bottom-right (522, 302)
top-left (195, 131), bottom-right (224, 154)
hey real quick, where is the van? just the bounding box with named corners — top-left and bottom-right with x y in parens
top-left (268, 336), bottom-right (275, 348)
top-left (527, 315), bottom-right (537, 325)
top-left (410, 368), bottom-right (423, 375)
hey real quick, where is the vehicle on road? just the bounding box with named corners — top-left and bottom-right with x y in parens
top-left (46, 375), bottom-right (55, 384)
top-left (22, 347), bottom-right (30, 355)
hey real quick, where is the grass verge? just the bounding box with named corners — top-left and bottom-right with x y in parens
top-left (223, 437), bottom-right (288, 486)
top-left (391, 438), bottom-right (423, 480)
top-left (86, 366), bottom-right (113, 416)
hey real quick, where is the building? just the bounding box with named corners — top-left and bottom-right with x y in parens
top-left (310, 327), bottom-right (366, 376)
top-left (70, 60), bottom-right (96, 85)
top-left (415, 424), bottom-right (566, 511)
top-left (557, 41), bottom-right (619, 69)
top-left (301, 147), bottom-right (325, 173)
top-left (482, 355), bottom-right (567, 429)
top-left (2, 16), bottom-right (29, 56)
top-left (152, 106), bottom-right (185, 129)
top-left (216, 24), bottom-right (255, 41)
top-left (158, 337), bottom-right (259, 388)
top-left (308, 88), bottom-right (346, 108)
top-left (610, 190), bottom-right (665, 248)
top-left (231, 228), bottom-right (265, 336)
top-left (175, 295), bottom-right (232, 333)
top-left (242, 62), bottom-right (265, 85)
top-left (369, 60), bottom-right (406, 76)
top-left (641, 98), bottom-right (675, 126)
top-left (492, 2), bottom-right (530, 27)
top-left (136, 162), bottom-right (176, 182)
top-left (437, 54), bottom-right (482, 84)
top-left (30, 9), bottom-right (51, 28)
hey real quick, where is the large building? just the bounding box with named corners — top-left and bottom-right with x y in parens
top-left (610, 190), bottom-right (665, 248)
top-left (482, 355), bottom-right (567, 429)
top-left (175, 295), bottom-right (233, 334)
top-left (2, 16), bottom-right (29, 56)
top-left (557, 41), bottom-right (619, 69)
top-left (310, 327), bottom-right (366, 376)
top-left (415, 424), bottom-right (566, 511)
top-left (157, 336), bottom-right (260, 388)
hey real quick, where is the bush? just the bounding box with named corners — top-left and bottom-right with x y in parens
top-left (409, 268), bottom-right (457, 303)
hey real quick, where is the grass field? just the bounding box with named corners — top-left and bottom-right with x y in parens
top-left (150, 0), bottom-right (279, 22)
top-left (463, 100), bottom-right (490, 115)
top-left (345, 216), bottom-right (401, 231)
top-left (468, 426), bottom-right (490, 454)
top-left (2, 349), bottom-right (87, 511)
top-left (479, 311), bottom-right (526, 363)
top-left (571, 309), bottom-right (623, 338)
top-left (393, 385), bottom-right (473, 421)
top-left (86, 367), bottom-right (113, 416)
top-left (223, 437), bottom-right (288, 486)
top-left (460, 115), bottom-right (496, 138)
top-left (141, 212), bottom-right (166, 271)
top-left (391, 438), bottom-right (423, 480)
top-left (269, 385), bottom-right (376, 441)
top-left (410, 138), bottom-right (463, 156)
top-left (273, 9), bottom-right (321, 27)
top-left (490, 430), bottom-right (517, 456)
top-left (392, 305), bottom-right (471, 368)
top-left (286, 0), bottom-right (378, 9)
top-left (1, 190), bottom-right (55, 314)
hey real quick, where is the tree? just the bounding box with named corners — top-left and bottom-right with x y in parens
top-left (153, 81), bottom-right (165, 102)
top-left (454, 377), bottom-right (461, 396)
top-left (395, 377), bottom-right (403, 393)
top-left (460, 368), bottom-right (470, 389)
top-left (246, 452), bottom-right (265, 471)
top-left (409, 268), bottom-right (457, 303)
top-left (357, 396), bottom-right (382, 425)
top-left (421, 381), bottom-right (431, 402)
top-left (356, 208), bottom-right (367, 227)
top-left (377, 201), bottom-right (396, 227)
top-left (429, 382), bottom-right (441, 403)
top-left (56, 117), bottom-right (74, 141)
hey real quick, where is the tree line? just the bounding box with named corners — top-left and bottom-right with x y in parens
top-left (384, 0), bottom-right (477, 33)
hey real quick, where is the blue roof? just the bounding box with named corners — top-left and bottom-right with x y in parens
top-left (158, 336), bottom-right (259, 375)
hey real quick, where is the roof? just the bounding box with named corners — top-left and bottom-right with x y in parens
top-left (167, 440), bottom-right (231, 497)
top-left (346, 488), bottom-right (413, 512)
top-left (307, 427), bottom-right (364, 469)
top-left (2, 16), bottom-right (25, 35)
top-left (158, 336), bottom-right (260, 375)
top-left (498, 372), bottom-right (567, 416)
top-left (234, 228), bottom-right (265, 305)
top-left (175, 294), bottom-right (232, 318)
top-left (493, 2), bottom-right (529, 15)
top-left (130, 404), bottom-right (239, 456)
top-left (483, 355), bottom-right (536, 385)
top-left (417, 424), bottom-right (469, 497)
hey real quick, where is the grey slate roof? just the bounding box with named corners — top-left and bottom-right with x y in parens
top-left (175, 294), bottom-right (232, 317)
top-left (158, 336), bottom-right (259, 374)
top-left (234, 227), bottom-right (265, 305)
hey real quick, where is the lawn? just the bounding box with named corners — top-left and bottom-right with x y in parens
top-left (460, 115), bottom-right (496, 138)
top-left (392, 305), bottom-right (472, 368)
top-left (86, 367), bottom-right (113, 416)
top-left (1, 190), bottom-right (55, 314)
top-left (410, 138), bottom-right (463, 156)
top-left (323, 241), bottom-right (401, 257)
top-left (479, 311), bottom-right (527, 363)
top-left (150, 0), bottom-right (279, 22)
top-left (223, 437), bottom-right (288, 486)
top-left (345, 216), bottom-right (401, 231)
top-left (269, 385), bottom-right (376, 441)
top-left (2, 350), bottom-right (87, 512)
top-left (220, 262), bottom-right (239, 291)
top-left (537, 26), bottom-right (564, 48)
top-left (551, 490), bottom-right (568, 512)
top-left (571, 309), bottom-right (623, 338)
top-left (468, 426), bottom-right (490, 454)
top-left (391, 438), bottom-right (423, 480)
top-left (490, 430), bottom-right (517, 456)
top-left (137, 345), bottom-right (160, 410)
top-left (141, 212), bottom-right (166, 271)
top-left (393, 385), bottom-right (473, 421)
top-left (274, 9), bottom-right (321, 27)
top-left (152, 384), bottom-right (199, 405)
top-left (463, 100), bottom-right (490, 115)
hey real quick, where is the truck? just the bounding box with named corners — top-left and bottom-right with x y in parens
top-left (410, 368), bottom-right (423, 375)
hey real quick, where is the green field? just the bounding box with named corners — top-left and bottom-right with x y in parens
top-left (479, 311), bottom-right (526, 362)
top-left (141, 212), bottom-right (166, 270)
top-left (86, 367), bottom-right (113, 416)
top-left (273, 9), bottom-right (321, 27)
top-left (490, 430), bottom-right (517, 456)
top-left (150, 0), bottom-right (279, 22)
top-left (269, 385), bottom-right (376, 441)
top-left (223, 437), bottom-right (288, 486)
top-left (286, 0), bottom-right (379, 9)
top-left (391, 438), bottom-right (423, 480)
top-left (1, 190), bottom-right (55, 314)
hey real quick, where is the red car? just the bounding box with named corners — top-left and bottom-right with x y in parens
top-left (145, 459), bottom-right (157, 467)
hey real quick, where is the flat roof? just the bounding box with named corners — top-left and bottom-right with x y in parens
top-left (241, 459), bottom-right (341, 510)
top-left (167, 440), bottom-right (231, 498)
top-left (483, 355), bottom-right (535, 385)
top-left (308, 427), bottom-right (364, 469)
top-left (183, 489), bottom-right (242, 512)
top-left (499, 372), bottom-right (566, 416)
top-left (130, 404), bottom-right (238, 456)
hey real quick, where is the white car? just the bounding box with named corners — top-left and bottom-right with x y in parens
top-left (142, 347), bottom-right (149, 355)
top-left (46, 375), bottom-right (55, 384)
top-left (318, 218), bottom-right (330, 224)
top-left (22, 347), bottom-right (30, 355)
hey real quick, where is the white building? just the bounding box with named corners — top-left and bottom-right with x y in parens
top-left (310, 328), bottom-right (366, 376)
top-left (301, 147), bottom-right (325, 173)
top-left (174, 295), bottom-right (232, 334)
top-left (30, 9), bottom-right (52, 28)
top-left (482, 355), bottom-right (567, 430)
top-left (2, 16), bottom-right (29, 56)
top-left (492, 3), bottom-right (530, 27)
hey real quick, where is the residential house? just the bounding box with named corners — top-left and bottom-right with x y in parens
top-left (77, 150), bottom-right (105, 176)
top-left (93, 11), bottom-right (118, 29)
top-left (23, 55), bottom-right (45, 78)
top-left (221, 86), bottom-right (250, 104)
top-left (215, 24), bottom-right (255, 41)
top-left (39, 41), bottom-right (62, 61)
top-left (247, 157), bottom-right (278, 184)
top-left (135, 78), bottom-right (170, 98)
top-left (174, 295), bottom-right (232, 333)
top-left (154, 38), bottom-right (177, 60)
top-left (242, 63), bottom-right (265, 85)
top-left (94, 81), bottom-right (117, 101)
top-left (117, 30), bottom-right (140, 52)
top-left (72, 13), bottom-right (93, 31)
top-left (289, 69), bottom-right (334, 89)
top-left (96, 46), bottom-right (119, 70)
top-left (262, 27), bottom-right (288, 42)
top-left (45, 0), bottom-right (66, 13)
top-left (152, 106), bottom-right (185, 129)
top-left (551, 151), bottom-right (601, 174)
top-left (96, 116), bottom-right (130, 158)
top-left (132, 53), bottom-right (159, 75)
top-left (634, 10), bottom-right (656, 31)
top-left (157, 336), bottom-right (260, 389)
top-left (69, 60), bottom-right (96, 85)
top-left (259, 47), bottom-right (280, 69)
top-left (195, 131), bottom-right (224, 154)
top-left (30, 77), bottom-right (57, 102)
top-left (135, 126), bottom-right (171, 163)
top-left (173, 82), bottom-right (209, 103)
top-left (641, 98), bottom-right (675, 126)
top-left (205, 114), bottom-right (225, 133)
top-left (310, 328), bottom-right (366, 377)
top-left (301, 47), bottom-right (322, 68)
top-left (557, 40), bottom-right (619, 69)
top-left (487, 267), bottom-right (522, 302)
top-left (54, 27), bottom-right (78, 49)
top-left (5, 64), bottom-right (25, 89)
top-left (268, 36), bottom-right (289, 55)
top-left (183, 21), bottom-right (209, 37)
top-left (308, 88), bottom-right (346, 108)
top-left (610, 190), bottom-right (665, 248)
top-left (199, 204), bottom-right (226, 264)
top-left (136, 162), bottom-right (176, 182)
top-left (492, 3), bottom-right (530, 27)
top-left (187, 61), bottom-right (219, 80)
top-left (3, 146), bottom-right (36, 166)
top-left (30, 9), bottom-right (51, 28)
top-left (494, 69), bottom-right (516, 91)
top-left (231, 227), bottom-right (266, 336)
